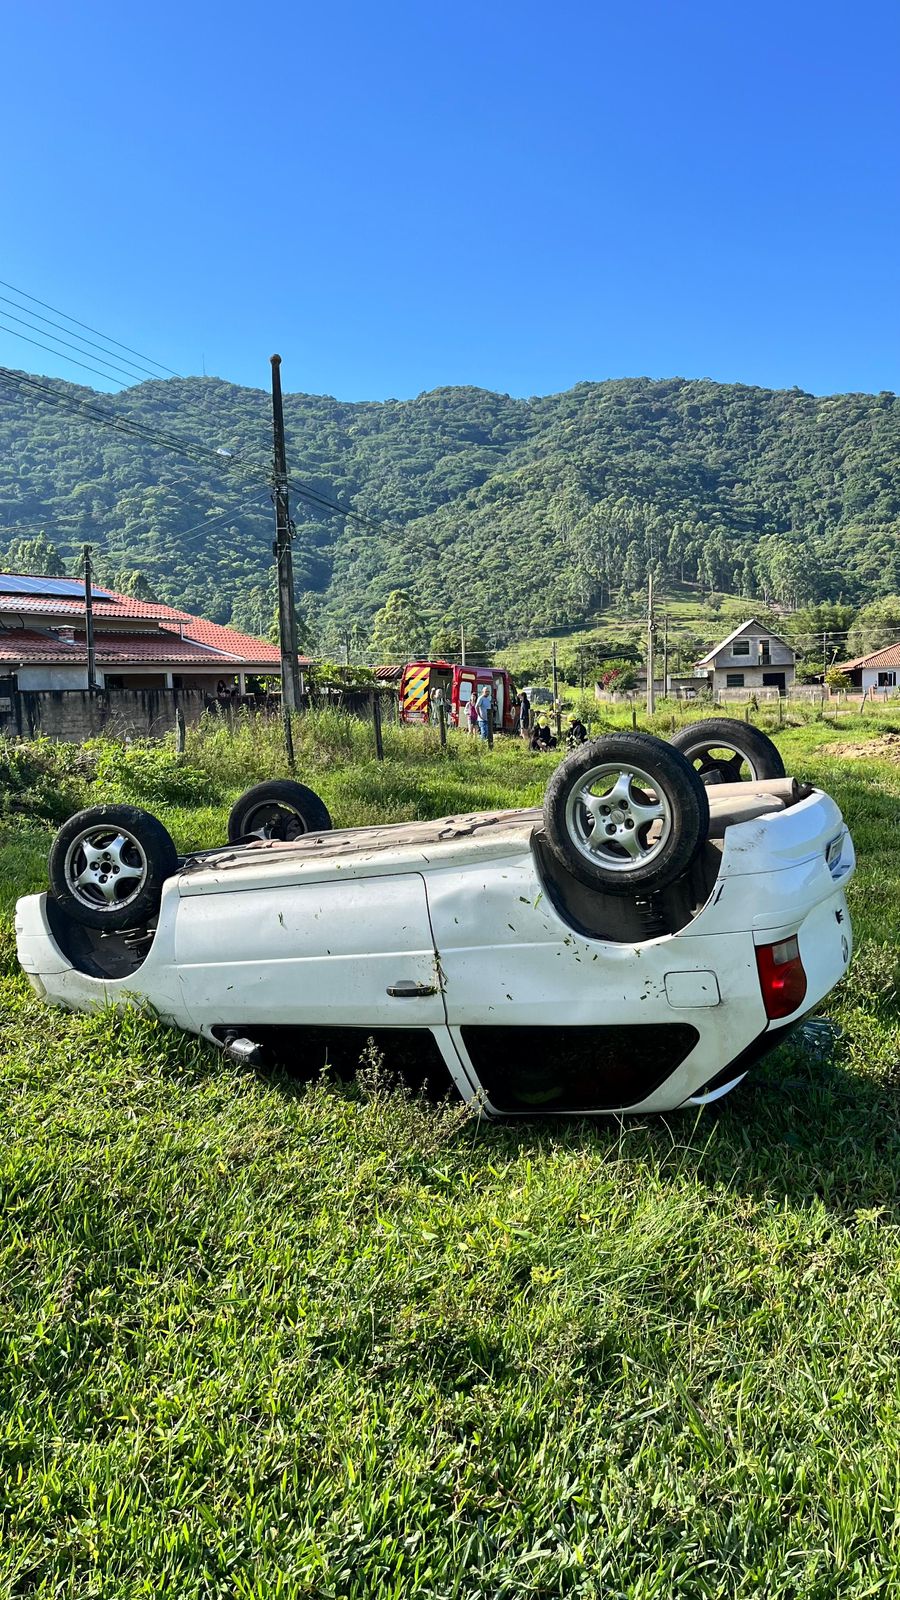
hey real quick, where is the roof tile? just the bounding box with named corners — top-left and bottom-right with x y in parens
top-left (0, 575), bottom-right (291, 667)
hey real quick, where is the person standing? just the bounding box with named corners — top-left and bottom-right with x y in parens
top-left (518, 689), bottom-right (531, 734)
top-left (476, 684), bottom-right (493, 741)
top-left (465, 693), bottom-right (479, 735)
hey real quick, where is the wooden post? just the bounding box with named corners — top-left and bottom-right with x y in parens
top-left (174, 704), bottom-right (186, 754)
top-left (282, 705), bottom-right (295, 770)
top-left (438, 699), bottom-right (447, 749)
top-left (371, 691), bottom-right (384, 761)
top-left (631, 704), bottom-right (637, 730)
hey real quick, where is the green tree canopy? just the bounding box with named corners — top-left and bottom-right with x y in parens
top-left (1, 373), bottom-right (900, 645)
top-left (1, 533), bottom-right (66, 577)
top-left (370, 590), bottom-right (429, 662)
top-left (846, 595), bottom-right (900, 657)
top-left (429, 616), bottom-right (489, 663)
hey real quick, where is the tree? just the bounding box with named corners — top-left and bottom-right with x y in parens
top-left (2, 533), bottom-right (65, 576)
top-left (109, 568), bottom-right (159, 602)
top-left (370, 590), bottom-right (428, 662)
top-left (846, 595), bottom-right (900, 657)
top-left (429, 616), bottom-right (489, 663)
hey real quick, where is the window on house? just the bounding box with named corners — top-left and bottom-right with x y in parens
top-left (877, 671), bottom-right (896, 688)
top-left (731, 639), bottom-right (751, 657)
top-left (726, 673), bottom-right (745, 688)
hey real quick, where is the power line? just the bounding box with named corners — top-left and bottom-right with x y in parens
top-left (0, 276), bottom-right (181, 377)
top-left (0, 303), bottom-right (157, 385)
top-left (0, 345), bottom-right (402, 540)
top-left (286, 477), bottom-right (401, 533)
top-left (115, 498), bottom-right (271, 559)
top-left (0, 366), bottom-right (269, 481)
top-left (0, 320), bottom-right (156, 390)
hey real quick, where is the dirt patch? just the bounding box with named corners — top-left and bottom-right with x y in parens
top-left (825, 733), bottom-right (900, 762)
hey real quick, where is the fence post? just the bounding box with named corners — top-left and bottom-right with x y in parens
top-left (371, 691), bottom-right (384, 761)
top-left (631, 705), bottom-right (637, 730)
top-left (438, 700), bottom-right (447, 749)
top-left (282, 705), bottom-right (295, 770)
top-left (174, 704), bottom-right (186, 754)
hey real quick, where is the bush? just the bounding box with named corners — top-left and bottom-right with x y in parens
top-left (93, 741), bottom-right (223, 807)
top-left (599, 659), bottom-right (638, 693)
top-left (0, 738), bottom-right (86, 825)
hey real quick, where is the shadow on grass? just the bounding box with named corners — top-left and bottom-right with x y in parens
top-left (246, 1005), bottom-right (900, 1222)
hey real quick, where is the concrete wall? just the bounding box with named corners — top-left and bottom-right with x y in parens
top-left (0, 686), bottom-right (207, 741)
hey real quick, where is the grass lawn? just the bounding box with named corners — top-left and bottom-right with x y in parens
top-left (1, 711), bottom-right (900, 1596)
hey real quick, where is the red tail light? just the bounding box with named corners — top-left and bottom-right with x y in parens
top-left (755, 936), bottom-right (808, 1020)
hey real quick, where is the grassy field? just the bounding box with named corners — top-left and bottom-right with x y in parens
top-left (2, 709), bottom-right (900, 1596)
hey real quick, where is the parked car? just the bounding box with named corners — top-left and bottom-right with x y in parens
top-left (16, 724), bottom-right (854, 1116)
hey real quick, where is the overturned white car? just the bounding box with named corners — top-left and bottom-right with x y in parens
top-left (16, 725), bottom-right (854, 1116)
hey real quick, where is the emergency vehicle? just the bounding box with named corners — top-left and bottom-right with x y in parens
top-left (398, 660), bottom-right (519, 731)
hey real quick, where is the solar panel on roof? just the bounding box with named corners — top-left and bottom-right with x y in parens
top-left (0, 574), bottom-right (112, 600)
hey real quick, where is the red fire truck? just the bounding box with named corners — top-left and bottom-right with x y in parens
top-left (399, 660), bottom-right (519, 732)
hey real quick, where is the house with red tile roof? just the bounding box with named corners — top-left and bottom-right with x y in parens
top-left (0, 573), bottom-right (301, 695)
top-left (835, 642), bottom-right (900, 693)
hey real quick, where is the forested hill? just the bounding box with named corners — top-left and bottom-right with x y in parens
top-left (1, 371), bottom-right (899, 649)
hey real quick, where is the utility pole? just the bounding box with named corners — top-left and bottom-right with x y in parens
top-left (646, 570), bottom-right (656, 715)
top-left (460, 622), bottom-right (466, 665)
top-left (662, 612), bottom-right (669, 699)
top-left (552, 641), bottom-right (561, 742)
top-left (270, 355), bottom-right (301, 719)
top-left (83, 544), bottom-right (96, 692)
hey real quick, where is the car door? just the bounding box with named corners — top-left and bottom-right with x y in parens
top-left (174, 868), bottom-right (446, 1030)
top-left (426, 856), bottom-right (699, 1114)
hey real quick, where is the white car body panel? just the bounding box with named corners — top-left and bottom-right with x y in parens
top-left (15, 789), bottom-right (855, 1116)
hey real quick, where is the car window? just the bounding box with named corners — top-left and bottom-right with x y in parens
top-left (460, 1024), bottom-right (699, 1111)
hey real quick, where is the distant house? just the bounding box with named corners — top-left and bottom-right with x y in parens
top-left (834, 643), bottom-right (900, 692)
top-left (695, 619), bottom-right (795, 696)
top-left (0, 572), bottom-right (290, 695)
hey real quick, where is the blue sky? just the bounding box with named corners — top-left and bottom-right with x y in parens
top-left (1, 0), bottom-right (898, 400)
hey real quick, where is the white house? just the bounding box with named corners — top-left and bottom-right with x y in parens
top-left (835, 642), bottom-right (900, 693)
top-left (695, 620), bottom-right (796, 696)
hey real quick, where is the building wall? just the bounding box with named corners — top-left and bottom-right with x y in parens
top-left (710, 629), bottom-right (794, 670)
top-left (1, 687), bottom-right (208, 742)
top-left (861, 667), bottom-right (899, 692)
top-left (17, 664), bottom-right (90, 691)
top-left (711, 662), bottom-right (796, 693)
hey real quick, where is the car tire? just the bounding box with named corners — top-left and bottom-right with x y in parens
top-left (227, 780), bottom-right (333, 844)
top-left (48, 804), bottom-right (179, 931)
top-left (669, 718), bottom-right (786, 785)
top-left (542, 733), bottom-right (710, 895)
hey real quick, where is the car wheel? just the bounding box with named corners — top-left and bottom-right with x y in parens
top-left (227, 780), bottom-right (333, 844)
top-left (669, 718), bottom-right (786, 784)
top-left (48, 804), bottom-right (178, 931)
top-left (542, 733), bottom-right (710, 895)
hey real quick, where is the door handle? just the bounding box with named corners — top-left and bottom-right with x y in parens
top-left (386, 980), bottom-right (438, 998)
